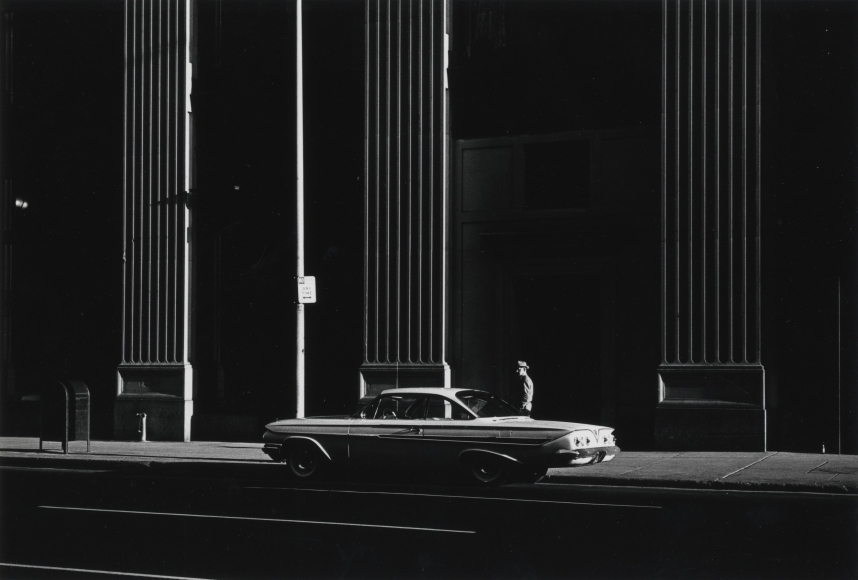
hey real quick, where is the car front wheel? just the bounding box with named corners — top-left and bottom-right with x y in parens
top-left (288, 444), bottom-right (323, 479)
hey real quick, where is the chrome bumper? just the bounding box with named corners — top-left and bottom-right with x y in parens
top-left (549, 446), bottom-right (620, 467)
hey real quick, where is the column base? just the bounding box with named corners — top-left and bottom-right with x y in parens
top-left (655, 406), bottom-right (767, 451)
top-left (115, 364), bottom-right (193, 441)
top-left (114, 396), bottom-right (193, 442)
top-left (656, 364), bottom-right (766, 451)
top-left (359, 363), bottom-right (451, 404)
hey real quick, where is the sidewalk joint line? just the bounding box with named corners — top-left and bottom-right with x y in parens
top-left (617, 453), bottom-right (685, 475)
top-left (718, 452), bottom-right (777, 480)
top-left (807, 460), bottom-right (829, 474)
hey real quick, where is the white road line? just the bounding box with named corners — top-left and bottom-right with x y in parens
top-left (38, 505), bottom-right (476, 534)
top-left (242, 486), bottom-right (662, 509)
top-left (0, 562), bottom-right (212, 580)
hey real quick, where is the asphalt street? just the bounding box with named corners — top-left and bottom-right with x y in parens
top-left (1, 466), bottom-right (856, 580)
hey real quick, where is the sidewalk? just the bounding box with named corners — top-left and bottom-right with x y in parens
top-left (547, 450), bottom-right (858, 494)
top-left (1, 437), bottom-right (856, 494)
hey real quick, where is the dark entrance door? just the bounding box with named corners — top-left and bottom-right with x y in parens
top-left (510, 273), bottom-right (602, 425)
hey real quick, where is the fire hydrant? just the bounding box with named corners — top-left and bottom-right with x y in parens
top-left (136, 412), bottom-right (147, 442)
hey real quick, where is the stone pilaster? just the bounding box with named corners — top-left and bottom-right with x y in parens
top-left (361, 0), bottom-right (451, 400)
top-left (115, 0), bottom-right (194, 441)
top-left (0, 9), bottom-right (11, 399)
top-left (657, 0), bottom-right (765, 450)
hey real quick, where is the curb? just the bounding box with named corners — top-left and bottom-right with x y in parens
top-left (0, 455), bottom-right (289, 481)
top-left (3, 455), bottom-right (857, 494)
top-left (543, 474), bottom-right (858, 495)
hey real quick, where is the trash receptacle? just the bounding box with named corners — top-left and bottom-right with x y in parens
top-left (40, 380), bottom-right (90, 454)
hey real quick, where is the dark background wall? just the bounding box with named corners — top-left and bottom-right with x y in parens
top-left (301, 0), bottom-right (366, 416)
top-left (762, 0), bottom-right (858, 453)
top-left (192, 0), bottom-right (298, 433)
top-left (192, 0), bottom-right (366, 432)
top-left (451, 0), bottom-right (662, 139)
top-left (1, 0), bottom-right (124, 438)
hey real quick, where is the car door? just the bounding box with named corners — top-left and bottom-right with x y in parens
top-left (421, 395), bottom-right (498, 469)
top-left (348, 394), bottom-right (427, 466)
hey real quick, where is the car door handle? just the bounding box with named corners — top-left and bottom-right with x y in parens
top-left (402, 427), bottom-right (422, 435)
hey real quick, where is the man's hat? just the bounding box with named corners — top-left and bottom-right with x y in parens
top-left (517, 361), bottom-right (529, 369)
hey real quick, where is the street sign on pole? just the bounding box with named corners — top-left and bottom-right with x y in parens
top-left (297, 276), bottom-right (316, 304)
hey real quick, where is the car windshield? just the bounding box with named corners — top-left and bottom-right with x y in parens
top-left (455, 391), bottom-right (520, 418)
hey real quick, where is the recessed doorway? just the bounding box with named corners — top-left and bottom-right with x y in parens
top-left (503, 264), bottom-right (614, 426)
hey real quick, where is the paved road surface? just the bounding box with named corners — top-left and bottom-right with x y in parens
top-left (1, 467), bottom-right (856, 579)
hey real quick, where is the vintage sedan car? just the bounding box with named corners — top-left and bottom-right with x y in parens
top-left (262, 387), bottom-right (619, 485)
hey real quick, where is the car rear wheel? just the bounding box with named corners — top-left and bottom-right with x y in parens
top-left (466, 456), bottom-right (508, 486)
top-left (288, 444), bottom-right (323, 479)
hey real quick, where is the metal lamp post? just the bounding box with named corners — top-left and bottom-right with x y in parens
top-left (295, 0), bottom-right (305, 419)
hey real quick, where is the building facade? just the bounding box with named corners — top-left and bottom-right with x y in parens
top-left (0, 0), bottom-right (855, 452)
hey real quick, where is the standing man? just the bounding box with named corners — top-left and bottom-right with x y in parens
top-left (515, 361), bottom-right (533, 416)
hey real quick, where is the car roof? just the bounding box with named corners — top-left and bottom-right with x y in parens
top-left (378, 387), bottom-right (484, 396)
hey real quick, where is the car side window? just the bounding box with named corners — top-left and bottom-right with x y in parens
top-left (404, 397), bottom-right (428, 419)
top-left (426, 396), bottom-right (472, 420)
top-left (374, 395), bottom-right (423, 419)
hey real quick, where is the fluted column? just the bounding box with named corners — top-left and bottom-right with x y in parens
top-left (360, 0), bottom-right (450, 399)
top-left (657, 0), bottom-right (764, 450)
top-left (115, 0), bottom-right (194, 441)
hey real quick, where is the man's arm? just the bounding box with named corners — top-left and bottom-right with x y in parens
top-left (519, 375), bottom-right (533, 407)
top-left (523, 376), bottom-right (533, 405)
